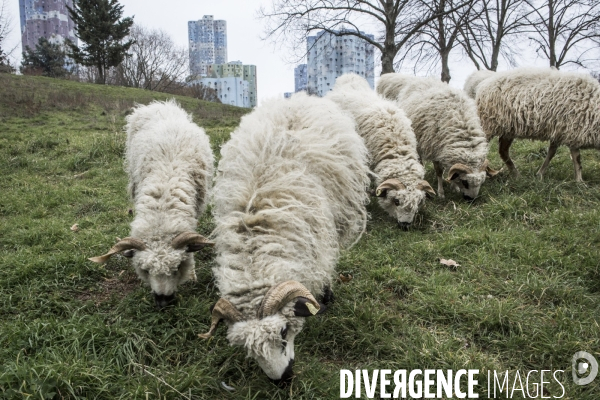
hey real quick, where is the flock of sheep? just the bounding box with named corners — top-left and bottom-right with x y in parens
top-left (89, 67), bottom-right (600, 385)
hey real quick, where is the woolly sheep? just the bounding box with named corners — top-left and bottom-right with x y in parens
top-left (377, 73), bottom-right (499, 200)
top-left (326, 73), bottom-right (435, 229)
top-left (90, 100), bottom-right (215, 308)
top-left (474, 67), bottom-right (600, 181)
top-left (198, 93), bottom-right (370, 384)
top-left (463, 69), bottom-right (495, 99)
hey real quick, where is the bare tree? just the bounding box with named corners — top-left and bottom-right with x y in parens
top-left (258, 0), bottom-right (471, 74)
top-left (398, 0), bottom-right (476, 82)
top-left (525, 0), bottom-right (600, 69)
top-left (458, 0), bottom-right (533, 71)
top-left (115, 24), bottom-right (188, 91)
top-left (0, 0), bottom-right (16, 71)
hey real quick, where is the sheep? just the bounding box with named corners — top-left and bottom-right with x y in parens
top-left (197, 92), bottom-right (370, 385)
top-left (377, 73), bottom-right (499, 200)
top-left (463, 69), bottom-right (496, 99)
top-left (326, 73), bottom-right (435, 229)
top-left (474, 67), bottom-right (600, 181)
top-left (89, 100), bottom-right (215, 308)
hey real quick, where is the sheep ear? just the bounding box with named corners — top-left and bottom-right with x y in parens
top-left (293, 297), bottom-right (327, 317)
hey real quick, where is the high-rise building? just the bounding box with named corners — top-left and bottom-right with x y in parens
top-left (188, 15), bottom-right (227, 77)
top-left (307, 30), bottom-right (374, 97)
top-left (294, 64), bottom-right (308, 92)
top-left (19, 0), bottom-right (77, 52)
top-left (190, 61), bottom-right (257, 108)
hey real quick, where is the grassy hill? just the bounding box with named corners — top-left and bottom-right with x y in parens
top-left (0, 74), bottom-right (599, 399)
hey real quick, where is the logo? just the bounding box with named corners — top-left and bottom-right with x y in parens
top-left (572, 351), bottom-right (598, 386)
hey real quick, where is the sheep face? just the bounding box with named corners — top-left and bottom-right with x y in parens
top-left (448, 171), bottom-right (486, 201)
top-left (128, 241), bottom-right (196, 308)
top-left (378, 188), bottom-right (426, 229)
top-left (227, 313), bottom-right (305, 385)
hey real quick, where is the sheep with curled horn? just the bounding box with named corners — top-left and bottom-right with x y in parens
top-left (377, 73), bottom-right (500, 200)
top-left (89, 100), bottom-right (214, 309)
top-left (200, 93), bottom-right (370, 386)
top-left (326, 73), bottom-right (435, 230)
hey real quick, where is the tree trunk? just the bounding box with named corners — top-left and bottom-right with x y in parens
top-left (548, 0), bottom-right (557, 68)
top-left (381, 49), bottom-right (395, 74)
top-left (440, 49), bottom-right (451, 83)
top-left (381, 0), bottom-right (397, 75)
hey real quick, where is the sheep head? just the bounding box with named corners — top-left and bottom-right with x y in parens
top-left (445, 163), bottom-right (485, 201)
top-left (89, 232), bottom-right (213, 308)
top-left (199, 281), bottom-right (326, 386)
top-left (374, 179), bottom-right (432, 230)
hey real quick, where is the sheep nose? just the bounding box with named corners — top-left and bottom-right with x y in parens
top-left (463, 194), bottom-right (475, 202)
top-left (271, 359), bottom-right (295, 388)
top-left (153, 293), bottom-right (176, 309)
top-left (398, 221), bottom-right (411, 230)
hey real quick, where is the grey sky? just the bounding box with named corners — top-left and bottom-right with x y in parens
top-left (5, 0), bottom-right (588, 104)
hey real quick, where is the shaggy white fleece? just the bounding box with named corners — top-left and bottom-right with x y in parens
top-left (377, 73), bottom-right (492, 199)
top-left (463, 69), bottom-right (496, 99)
top-left (477, 67), bottom-right (600, 147)
top-left (210, 92), bottom-right (370, 379)
top-left (327, 73), bottom-right (429, 225)
top-left (124, 100), bottom-right (214, 296)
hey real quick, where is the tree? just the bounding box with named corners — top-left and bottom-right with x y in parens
top-left (114, 24), bottom-right (188, 91)
top-left (399, 0), bottom-right (476, 82)
top-left (66, 0), bottom-right (133, 84)
top-left (258, 0), bottom-right (471, 74)
top-left (525, 0), bottom-right (600, 69)
top-left (0, 0), bottom-right (15, 73)
top-left (458, 0), bottom-right (533, 71)
top-left (21, 37), bottom-right (72, 78)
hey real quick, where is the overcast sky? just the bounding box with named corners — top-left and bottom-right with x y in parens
top-left (4, 0), bottom-right (581, 104)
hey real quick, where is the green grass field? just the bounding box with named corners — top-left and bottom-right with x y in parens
top-left (0, 74), bottom-right (599, 399)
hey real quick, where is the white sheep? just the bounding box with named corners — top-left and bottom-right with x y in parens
top-left (198, 93), bottom-right (370, 384)
top-left (474, 67), bottom-right (600, 181)
top-left (463, 69), bottom-right (496, 99)
top-left (90, 100), bottom-right (215, 308)
top-left (326, 73), bottom-right (435, 229)
top-left (377, 73), bottom-right (499, 200)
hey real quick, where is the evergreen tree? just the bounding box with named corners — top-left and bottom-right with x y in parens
top-left (66, 0), bottom-right (133, 84)
top-left (21, 37), bottom-right (71, 78)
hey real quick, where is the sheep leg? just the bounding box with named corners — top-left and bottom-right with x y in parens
top-left (433, 161), bottom-right (445, 199)
top-left (499, 136), bottom-right (518, 176)
top-left (536, 141), bottom-right (559, 179)
top-left (570, 147), bottom-right (583, 182)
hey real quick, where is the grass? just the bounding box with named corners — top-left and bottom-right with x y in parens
top-left (0, 73), bottom-right (599, 399)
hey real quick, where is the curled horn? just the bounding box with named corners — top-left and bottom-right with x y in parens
top-left (480, 159), bottom-right (501, 177)
top-left (446, 163), bottom-right (473, 181)
top-left (89, 238), bottom-right (146, 263)
top-left (375, 179), bottom-right (406, 197)
top-left (258, 281), bottom-right (320, 319)
top-left (416, 180), bottom-right (436, 197)
top-left (198, 298), bottom-right (244, 339)
top-left (171, 232), bottom-right (214, 252)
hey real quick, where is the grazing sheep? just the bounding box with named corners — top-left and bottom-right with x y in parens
top-left (198, 93), bottom-right (370, 385)
top-left (326, 73), bottom-right (435, 229)
top-left (463, 69), bottom-right (495, 99)
top-left (474, 67), bottom-right (600, 181)
top-left (377, 73), bottom-right (499, 200)
top-left (90, 100), bottom-right (215, 308)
